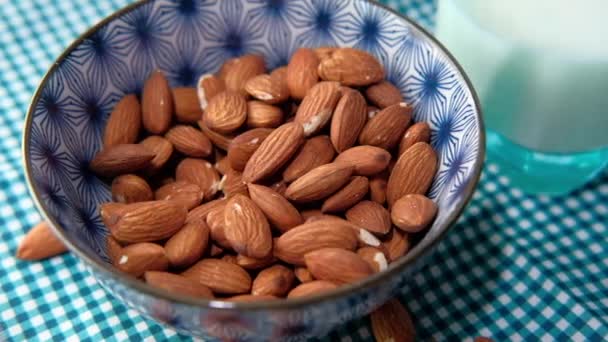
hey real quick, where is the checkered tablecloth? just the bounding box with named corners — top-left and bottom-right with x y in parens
top-left (1, 0), bottom-right (607, 340)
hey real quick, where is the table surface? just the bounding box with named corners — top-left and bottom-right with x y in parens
top-left (1, 0), bottom-right (607, 341)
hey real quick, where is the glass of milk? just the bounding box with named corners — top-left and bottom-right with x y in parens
top-left (435, 0), bottom-right (608, 194)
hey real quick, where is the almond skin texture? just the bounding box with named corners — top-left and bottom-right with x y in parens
top-left (345, 201), bottom-right (392, 235)
top-left (90, 144), bottom-right (155, 177)
top-left (365, 81), bottom-right (403, 109)
top-left (227, 128), bottom-right (273, 171)
top-left (391, 194), bottom-right (438, 233)
top-left (186, 198), bottom-right (226, 224)
top-left (357, 247), bottom-right (388, 273)
top-left (274, 218), bottom-right (358, 265)
top-left (116, 243), bottom-right (168, 277)
top-left (242, 122), bottom-right (305, 183)
top-left (334, 145), bottom-right (391, 176)
top-left (103, 94), bottom-right (141, 147)
top-left (387, 142), bottom-right (438, 206)
top-left (139, 136), bottom-right (174, 172)
top-left (236, 254), bottom-right (276, 270)
top-left (314, 47), bottom-right (336, 61)
top-left (224, 194), bottom-right (273, 259)
top-left (287, 280), bottom-right (338, 298)
top-left (286, 48), bottom-right (320, 100)
top-left (330, 89), bottom-right (368, 152)
top-left (205, 202), bottom-right (232, 249)
top-left (214, 155), bottom-right (232, 175)
top-left (294, 81), bottom-right (341, 136)
top-left (247, 101), bottom-right (284, 128)
top-left (369, 175), bottom-right (388, 205)
top-left (359, 102), bottom-right (413, 150)
top-left (370, 299), bottom-right (415, 342)
top-left (164, 221), bottom-right (209, 269)
top-left (165, 125), bottom-right (212, 157)
top-left (111, 174), bottom-right (153, 204)
top-left (142, 70), bottom-right (173, 134)
top-left (221, 169), bottom-right (249, 198)
top-left (247, 184), bottom-right (303, 232)
top-left (282, 135), bottom-right (336, 182)
top-left (399, 122), bottom-right (431, 156)
top-left (175, 158), bottom-right (221, 200)
top-left (144, 271), bottom-right (214, 298)
top-left (182, 259), bottom-right (252, 295)
top-left (16, 221), bottom-right (67, 261)
top-left (285, 163), bottom-right (354, 202)
top-left (382, 229), bottom-right (410, 262)
top-left (304, 248), bottom-right (373, 284)
top-left (219, 54), bottom-right (266, 96)
top-left (251, 264), bottom-right (295, 297)
top-left (155, 181), bottom-right (204, 210)
top-left (294, 267), bottom-right (314, 283)
top-left (197, 120), bottom-right (234, 151)
top-left (203, 91), bottom-right (247, 134)
top-left (197, 74), bottom-right (226, 111)
top-left (322, 176), bottom-right (369, 213)
top-left (106, 236), bottom-right (122, 264)
top-left (172, 87), bottom-right (203, 123)
top-left (245, 74), bottom-right (289, 104)
top-left (318, 48), bottom-right (384, 86)
top-left (101, 201), bottom-right (187, 243)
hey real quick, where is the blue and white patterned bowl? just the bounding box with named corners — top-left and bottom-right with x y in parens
top-left (23, 0), bottom-right (484, 340)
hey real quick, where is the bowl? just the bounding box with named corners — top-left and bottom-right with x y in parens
top-left (23, 0), bottom-right (484, 340)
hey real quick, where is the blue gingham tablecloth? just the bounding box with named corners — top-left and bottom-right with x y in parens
top-left (1, 0), bottom-right (607, 340)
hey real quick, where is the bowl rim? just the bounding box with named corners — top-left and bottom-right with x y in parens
top-left (22, 0), bottom-right (486, 311)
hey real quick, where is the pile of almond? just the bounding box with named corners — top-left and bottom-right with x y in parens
top-left (90, 47), bottom-right (438, 302)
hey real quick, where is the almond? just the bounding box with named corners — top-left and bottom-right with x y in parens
top-left (111, 174), bottom-right (153, 203)
top-left (294, 267), bottom-right (314, 283)
top-left (203, 91), bottom-right (247, 134)
top-left (242, 122), bottom-right (305, 183)
top-left (205, 202), bottom-right (232, 249)
top-left (139, 136), bottom-right (174, 172)
top-left (285, 163), bottom-right (354, 203)
top-left (334, 145), bottom-right (391, 176)
top-left (368, 105), bottom-right (380, 119)
top-left (236, 254), bottom-right (276, 270)
top-left (224, 194), bottom-right (273, 259)
top-left (381, 229), bottom-right (410, 262)
top-left (219, 54), bottom-right (266, 96)
top-left (274, 218), bottom-right (358, 265)
top-left (304, 248), bottom-right (373, 284)
top-left (321, 176), bottom-right (369, 213)
top-left (186, 198), bottom-right (226, 224)
top-left (245, 74), bottom-right (289, 104)
top-left (214, 155), bottom-right (232, 175)
top-left (197, 74), bottom-right (226, 111)
top-left (247, 184), bottom-right (303, 232)
top-left (222, 254), bottom-right (238, 264)
top-left (182, 259), bottom-right (252, 295)
top-left (294, 81), bottom-right (341, 136)
top-left (101, 200), bottom-right (187, 243)
top-left (90, 144), bottom-right (155, 177)
top-left (142, 70), bottom-right (173, 134)
top-left (247, 101), bottom-right (284, 128)
top-left (103, 94), bottom-right (141, 147)
top-left (270, 66), bottom-right (287, 81)
top-left (173, 87), bottom-right (203, 123)
top-left (314, 47), bottom-right (336, 61)
top-left (175, 158), bottom-right (221, 200)
top-left (318, 48), bottom-right (384, 86)
top-left (165, 125), bottom-right (212, 157)
top-left (106, 236), bottom-right (122, 264)
top-left (251, 264), bottom-right (295, 297)
top-left (115, 242), bottom-right (168, 277)
top-left (365, 81), bottom-right (403, 109)
top-left (370, 299), bottom-right (415, 342)
top-left (357, 247), bottom-right (388, 273)
top-left (287, 280), bottom-right (338, 298)
top-left (391, 194), bottom-right (437, 233)
top-left (197, 120), bottom-right (234, 151)
top-left (227, 294), bottom-right (278, 302)
top-left (144, 271), bottom-right (214, 298)
top-left (155, 181), bottom-right (204, 210)
top-left (300, 209), bottom-right (323, 221)
top-left (208, 243), bottom-right (224, 257)
top-left (330, 89), bottom-right (367, 152)
top-left (282, 135), bottom-right (335, 182)
top-left (16, 221), bottom-right (67, 260)
top-left (164, 221), bottom-right (209, 268)
top-left (269, 179), bottom-right (288, 196)
top-left (387, 142), bottom-right (438, 206)
top-left (345, 201), bottom-right (391, 235)
top-left (286, 48), bottom-right (319, 100)
top-left (221, 169), bottom-right (249, 198)
top-left (359, 102), bottom-right (412, 150)
top-left (227, 128), bottom-right (273, 171)
top-left (369, 176), bottom-right (388, 205)
top-left (399, 122), bottom-right (431, 156)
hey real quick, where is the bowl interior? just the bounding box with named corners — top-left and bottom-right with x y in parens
top-left (25, 0), bottom-right (482, 270)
